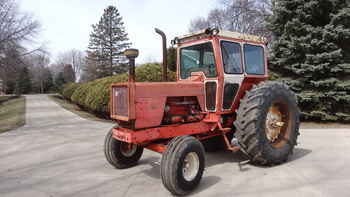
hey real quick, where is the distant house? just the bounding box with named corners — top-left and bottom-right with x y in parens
top-left (0, 79), bottom-right (4, 95)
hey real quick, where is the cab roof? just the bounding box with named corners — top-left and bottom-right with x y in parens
top-left (176, 29), bottom-right (267, 44)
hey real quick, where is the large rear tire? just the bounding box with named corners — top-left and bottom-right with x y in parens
top-left (104, 128), bottom-right (143, 169)
top-left (161, 136), bottom-right (205, 196)
top-left (234, 81), bottom-right (300, 165)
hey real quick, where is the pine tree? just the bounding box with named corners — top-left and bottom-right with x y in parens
top-left (43, 68), bottom-right (54, 93)
top-left (63, 64), bottom-right (76, 83)
top-left (80, 51), bottom-right (100, 81)
top-left (268, 0), bottom-right (350, 122)
top-left (88, 5), bottom-right (131, 78)
top-left (55, 71), bottom-right (66, 90)
top-left (15, 66), bottom-right (32, 95)
top-left (167, 47), bottom-right (177, 72)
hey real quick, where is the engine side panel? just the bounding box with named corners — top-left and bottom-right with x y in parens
top-left (135, 97), bottom-right (166, 129)
top-left (133, 82), bottom-right (205, 129)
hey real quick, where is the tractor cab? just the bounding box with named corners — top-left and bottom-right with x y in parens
top-left (175, 29), bottom-right (268, 113)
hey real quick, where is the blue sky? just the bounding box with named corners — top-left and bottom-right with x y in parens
top-left (19, 0), bottom-right (217, 63)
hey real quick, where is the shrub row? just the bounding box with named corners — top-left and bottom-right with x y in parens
top-left (62, 63), bottom-right (176, 117)
top-left (62, 83), bottom-right (80, 100)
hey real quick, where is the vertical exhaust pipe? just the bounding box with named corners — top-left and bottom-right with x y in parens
top-left (155, 28), bottom-right (168, 81)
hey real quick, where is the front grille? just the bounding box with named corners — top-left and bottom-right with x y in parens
top-left (113, 87), bottom-right (128, 117)
top-left (205, 81), bottom-right (217, 111)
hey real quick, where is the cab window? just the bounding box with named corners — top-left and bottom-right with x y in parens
top-left (180, 42), bottom-right (217, 79)
top-left (244, 44), bottom-right (265, 75)
top-left (221, 41), bottom-right (242, 74)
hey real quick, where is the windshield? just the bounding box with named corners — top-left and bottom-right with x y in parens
top-left (180, 42), bottom-right (217, 79)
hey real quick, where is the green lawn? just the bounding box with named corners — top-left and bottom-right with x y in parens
top-left (0, 96), bottom-right (26, 133)
top-left (49, 95), bottom-right (112, 123)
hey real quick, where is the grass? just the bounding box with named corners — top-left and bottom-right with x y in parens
top-left (0, 96), bottom-right (26, 133)
top-left (0, 96), bottom-right (14, 104)
top-left (49, 94), bottom-right (112, 123)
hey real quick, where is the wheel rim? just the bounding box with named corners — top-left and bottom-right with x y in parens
top-left (182, 152), bottom-right (200, 182)
top-left (265, 101), bottom-right (291, 148)
top-left (120, 142), bottom-right (137, 157)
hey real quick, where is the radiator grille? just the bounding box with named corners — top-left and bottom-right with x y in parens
top-left (114, 87), bottom-right (128, 117)
top-left (205, 81), bottom-right (217, 111)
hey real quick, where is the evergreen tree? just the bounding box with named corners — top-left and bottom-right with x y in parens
top-left (268, 0), bottom-right (350, 122)
top-left (15, 66), bottom-right (32, 95)
top-left (63, 64), bottom-right (76, 83)
top-left (43, 68), bottom-right (54, 93)
top-left (80, 51), bottom-right (100, 81)
top-left (55, 71), bottom-right (66, 90)
top-left (167, 47), bottom-right (177, 72)
top-left (88, 5), bottom-right (131, 78)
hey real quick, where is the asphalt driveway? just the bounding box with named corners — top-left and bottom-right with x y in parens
top-left (0, 95), bottom-right (349, 197)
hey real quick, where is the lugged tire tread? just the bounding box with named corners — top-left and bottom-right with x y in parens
top-left (234, 81), bottom-right (300, 165)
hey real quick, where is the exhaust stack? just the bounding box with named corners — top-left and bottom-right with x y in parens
top-left (155, 28), bottom-right (168, 82)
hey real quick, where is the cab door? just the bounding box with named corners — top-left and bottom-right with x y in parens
top-left (220, 40), bottom-right (245, 111)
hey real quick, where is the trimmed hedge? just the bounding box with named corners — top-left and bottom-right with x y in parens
top-left (62, 83), bottom-right (80, 101)
top-left (63, 63), bottom-right (176, 117)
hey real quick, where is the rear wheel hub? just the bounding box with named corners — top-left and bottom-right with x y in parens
top-left (265, 105), bottom-right (285, 143)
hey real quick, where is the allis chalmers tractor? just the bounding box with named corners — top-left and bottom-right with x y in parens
top-left (104, 28), bottom-right (300, 196)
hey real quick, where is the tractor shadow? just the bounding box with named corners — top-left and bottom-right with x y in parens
top-left (288, 148), bottom-right (312, 162)
top-left (205, 147), bottom-right (312, 171)
top-left (242, 147), bottom-right (312, 170)
top-left (139, 148), bottom-right (311, 195)
top-left (140, 155), bottom-right (222, 195)
top-left (140, 148), bottom-right (312, 177)
top-left (205, 150), bottom-right (249, 168)
top-left (139, 156), bottom-right (161, 179)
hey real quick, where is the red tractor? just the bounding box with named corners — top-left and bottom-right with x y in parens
top-left (104, 28), bottom-right (300, 196)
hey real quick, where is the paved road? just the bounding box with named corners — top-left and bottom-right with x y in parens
top-left (0, 95), bottom-right (349, 197)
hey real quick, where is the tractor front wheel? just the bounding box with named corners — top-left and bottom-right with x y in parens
top-left (234, 81), bottom-right (300, 165)
top-left (104, 128), bottom-right (144, 169)
top-left (161, 136), bottom-right (205, 196)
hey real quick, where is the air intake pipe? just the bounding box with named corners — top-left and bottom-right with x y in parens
top-left (124, 48), bottom-right (139, 83)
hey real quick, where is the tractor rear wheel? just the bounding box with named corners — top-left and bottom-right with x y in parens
top-left (234, 81), bottom-right (300, 165)
top-left (104, 128), bottom-right (143, 169)
top-left (161, 136), bottom-right (205, 196)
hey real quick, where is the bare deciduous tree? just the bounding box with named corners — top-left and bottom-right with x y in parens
top-left (189, 17), bottom-right (210, 33)
top-left (189, 0), bottom-right (273, 38)
top-left (0, 0), bottom-right (41, 93)
top-left (0, 0), bottom-right (40, 54)
top-left (55, 49), bottom-right (85, 80)
top-left (27, 52), bottom-right (51, 93)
